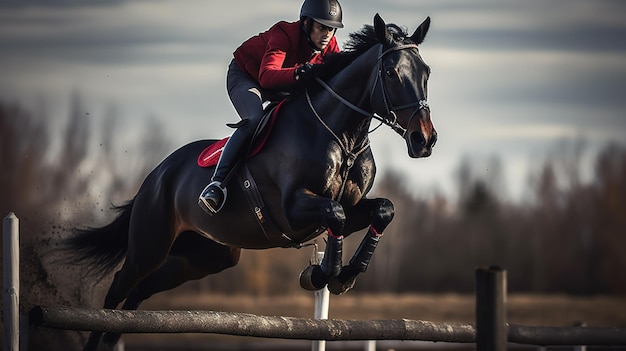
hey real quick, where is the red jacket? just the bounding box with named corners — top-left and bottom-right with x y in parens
top-left (233, 20), bottom-right (340, 90)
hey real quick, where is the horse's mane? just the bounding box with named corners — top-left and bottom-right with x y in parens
top-left (317, 23), bottom-right (411, 81)
top-left (288, 22), bottom-right (411, 95)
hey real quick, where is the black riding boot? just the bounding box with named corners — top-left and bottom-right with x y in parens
top-left (198, 125), bottom-right (252, 214)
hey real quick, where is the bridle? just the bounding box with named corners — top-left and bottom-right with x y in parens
top-left (309, 42), bottom-right (430, 138)
top-left (372, 43), bottom-right (430, 136)
top-left (304, 41), bottom-right (429, 202)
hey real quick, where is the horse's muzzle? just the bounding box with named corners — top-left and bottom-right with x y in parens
top-left (407, 126), bottom-right (437, 158)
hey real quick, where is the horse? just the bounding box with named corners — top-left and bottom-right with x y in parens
top-left (66, 13), bottom-right (436, 351)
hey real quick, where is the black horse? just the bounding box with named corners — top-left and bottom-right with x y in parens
top-left (67, 14), bottom-right (436, 350)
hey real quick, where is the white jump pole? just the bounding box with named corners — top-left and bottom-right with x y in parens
top-left (312, 251), bottom-right (330, 351)
top-left (4, 212), bottom-right (19, 351)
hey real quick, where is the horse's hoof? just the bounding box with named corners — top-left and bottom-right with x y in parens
top-left (327, 269), bottom-right (357, 295)
top-left (299, 265), bottom-right (328, 291)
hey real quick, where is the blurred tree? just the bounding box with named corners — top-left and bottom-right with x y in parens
top-left (529, 161), bottom-right (558, 291)
top-left (592, 143), bottom-right (626, 293)
top-left (0, 96), bottom-right (175, 349)
top-left (4, 96), bottom-right (626, 302)
top-left (360, 143), bottom-right (626, 295)
top-left (0, 102), bottom-right (48, 216)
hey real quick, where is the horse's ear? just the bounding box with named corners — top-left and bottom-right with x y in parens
top-left (374, 13), bottom-right (393, 45)
top-left (410, 16), bottom-right (431, 44)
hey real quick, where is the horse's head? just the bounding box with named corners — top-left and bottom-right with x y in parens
top-left (371, 14), bottom-right (437, 158)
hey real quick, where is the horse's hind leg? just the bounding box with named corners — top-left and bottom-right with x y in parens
top-left (84, 194), bottom-right (175, 351)
top-left (82, 264), bottom-right (141, 351)
top-left (102, 233), bottom-right (241, 347)
top-left (83, 257), bottom-right (167, 351)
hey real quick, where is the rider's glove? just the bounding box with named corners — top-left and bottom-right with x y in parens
top-left (294, 63), bottom-right (322, 83)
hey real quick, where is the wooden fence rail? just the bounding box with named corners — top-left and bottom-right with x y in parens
top-left (30, 306), bottom-right (626, 346)
top-left (6, 212), bottom-right (626, 350)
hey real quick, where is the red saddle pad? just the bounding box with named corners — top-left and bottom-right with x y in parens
top-left (197, 100), bottom-right (284, 168)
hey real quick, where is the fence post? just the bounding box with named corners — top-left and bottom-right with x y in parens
top-left (573, 322), bottom-right (587, 351)
top-left (312, 251), bottom-right (330, 351)
top-left (476, 266), bottom-right (507, 351)
top-left (4, 212), bottom-right (20, 351)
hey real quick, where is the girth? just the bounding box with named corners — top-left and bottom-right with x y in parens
top-left (236, 165), bottom-right (326, 248)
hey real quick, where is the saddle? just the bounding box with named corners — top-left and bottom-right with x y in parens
top-left (197, 101), bottom-right (323, 247)
top-left (197, 101), bottom-right (283, 168)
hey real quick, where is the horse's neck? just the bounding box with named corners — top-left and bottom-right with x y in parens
top-left (308, 46), bottom-right (380, 147)
top-left (329, 46), bottom-right (380, 109)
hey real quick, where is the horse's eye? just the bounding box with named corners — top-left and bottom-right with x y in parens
top-left (386, 69), bottom-right (393, 77)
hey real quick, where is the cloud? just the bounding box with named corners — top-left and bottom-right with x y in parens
top-left (0, 0), bottom-right (624, 202)
top-left (0, 0), bottom-right (124, 8)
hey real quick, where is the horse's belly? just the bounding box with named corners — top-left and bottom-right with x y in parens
top-left (194, 217), bottom-right (276, 249)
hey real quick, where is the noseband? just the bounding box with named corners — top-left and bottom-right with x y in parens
top-left (311, 43), bottom-right (430, 137)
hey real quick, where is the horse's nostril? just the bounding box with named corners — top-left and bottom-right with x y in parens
top-left (410, 131), bottom-right (426, 149)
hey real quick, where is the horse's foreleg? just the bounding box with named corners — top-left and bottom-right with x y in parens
top-left (320, 202), bottom-right (345, 278)
top-left (299, 201), bottom-right (348, 291)
top-left (288, 192), bottom-right (347, 291)
top-left (328, 198), bottom-right (394, 295)
top-left (349, 198), bottom-right (394, 272)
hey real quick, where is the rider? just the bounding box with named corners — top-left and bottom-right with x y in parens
top-left (198, 0), bottom-right (344, 214)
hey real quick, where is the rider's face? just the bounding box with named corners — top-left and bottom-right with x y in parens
top-left (309, 20), bottom-right (336, 50)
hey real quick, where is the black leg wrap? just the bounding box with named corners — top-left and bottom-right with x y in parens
top-left (349, 228), bottom-right (381, 273)
top-left (320, 202), bottom-right (345, 277)
top-left (321, 234), bottom-right (343, 277)
top-left (348, 199), bottom-right (393, 274)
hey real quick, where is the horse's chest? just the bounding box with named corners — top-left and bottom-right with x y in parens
top-left (329, 178), bottom-right (364, 205)
top-left (325, 156), bottom-right (373, 205)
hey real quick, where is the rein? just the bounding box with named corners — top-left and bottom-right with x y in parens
top-left (304, 42), bottom-right (428, 202)
top-left (305, 91), bottom-right (370, 202)
top-left (309, 43), bottom-right (430, 138)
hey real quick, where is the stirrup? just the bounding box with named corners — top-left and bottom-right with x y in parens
top-left (198, 181), bottom-right (228, 214)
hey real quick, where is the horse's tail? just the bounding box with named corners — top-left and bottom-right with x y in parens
top-left (65, 200), bottom-right (133, 277)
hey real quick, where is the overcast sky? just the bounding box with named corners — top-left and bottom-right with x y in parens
top-left (1, 0), bottom-right (625, 201)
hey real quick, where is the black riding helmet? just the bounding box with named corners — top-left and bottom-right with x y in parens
top-left (300, 0), bottom-right (344, 29)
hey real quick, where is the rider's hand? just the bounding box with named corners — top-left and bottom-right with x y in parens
top-left (294, 63), bottom-right (322, 83)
